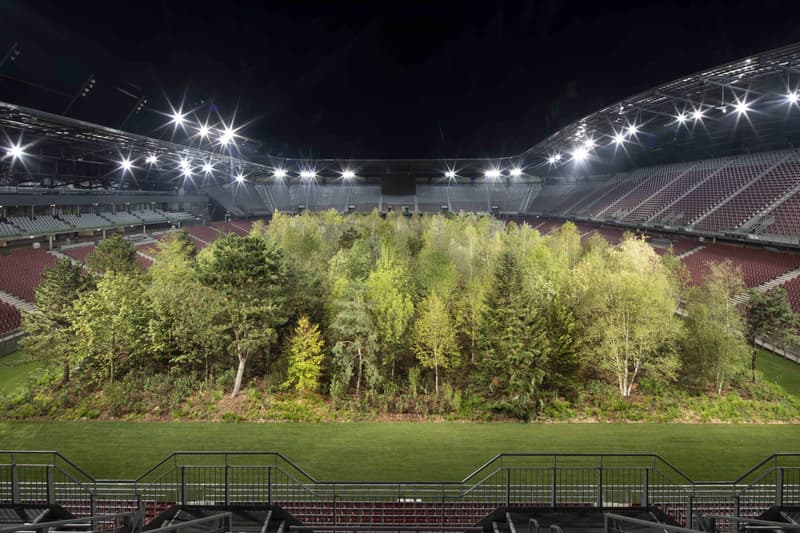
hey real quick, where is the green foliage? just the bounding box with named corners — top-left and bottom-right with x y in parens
top-left (745, 287), bottom-right (799, 382)
top-left (12, 212), bottom-right (799, 423)
top-left (85, 234), bottom-right (138, 275)
top-left (284, 316), bottom-right (325, 394)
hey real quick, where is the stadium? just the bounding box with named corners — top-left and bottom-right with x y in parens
top-left (1, 3), bottom-right (800, 533)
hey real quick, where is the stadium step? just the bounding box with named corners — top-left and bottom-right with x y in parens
top-left (732, 266), bottom-right (800, 305)
top-left (676, 245), bottom-right (704, 260)
top-left (48, 249), bottom-right (82, 267)
top-left (0, 289), bottom-right (36, 312)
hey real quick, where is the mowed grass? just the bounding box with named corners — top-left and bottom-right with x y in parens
top-left (757, 349), bottom-right (800, 398)
top-left (0, 420), bottom-right (797, 482)
top-left (0, 349), bottom-right (798, 482)
top-left (0, 351), bottom-right (40, 395)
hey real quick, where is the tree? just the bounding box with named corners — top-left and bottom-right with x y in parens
top-left (683, 261), bottom-right (748, 393)
top-left (196, 234), bottom-right (287, 397)
top-left (284, 316), bottom-right (325, 394)
top-left (413, 291), bottom-right (459, 395)
top-left (328, 283), bottom-right (380, 397)
top-left (85, 234), bottom-right (138, 275)
top-left (365, 243), bottom-right (414, 378)
top-left (745, 287), bottom-right (798, 382)
top-left (476, 248), bottom-right (549, 418)
top-left (22, 258), bottom-right (92, 382)
top-left (71, 272), bottom-right (151, 385)
top-left (580, 238), bottom-right (682, 397)
top-left (148, 235), bottom-right (229, 381)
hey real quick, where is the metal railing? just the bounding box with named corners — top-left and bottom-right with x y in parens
top-left (0, 451), bottom-right (798, 532)
top-left (0, 510), bottom-right (141, 533)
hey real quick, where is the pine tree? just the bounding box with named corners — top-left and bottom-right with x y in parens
top-left (284, 316), bottom-right (325, 394)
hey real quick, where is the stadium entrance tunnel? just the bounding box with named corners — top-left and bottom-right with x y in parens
top-left (1, 452), bottom-right (799, 533)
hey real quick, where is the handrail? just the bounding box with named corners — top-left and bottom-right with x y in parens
top-left (732, 453), bottom-right (800, 485)
top-left (0, 511), bottom-right (138, 533)
top-left (144, 512), bottom-right (232, 533)
top-left (702, 515), bottom-right (800, 529)
top-left (603, 513), bottom-right (703, 533)
top-left (134, 451), bottom-right (317, 483)
top-left (0, 450), bottom-right (97, 483)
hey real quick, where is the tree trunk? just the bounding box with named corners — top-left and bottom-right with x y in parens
top-left (751, 341), bottom-right (757, 383)
top-left (62, 357), bottom-right (70, 384)
top-left (434, 363), bottom-right (439, 396)
top-left (231, 354), bottom-right (247, 398)
top-left (356, 346), bottom-right (363, 396)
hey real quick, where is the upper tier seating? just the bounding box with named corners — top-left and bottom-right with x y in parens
top-left (694, 153), bottom-right (800, 232)
top-left (0, 301), bottom-right (21, 336)
top-left (760, 191), bottom-right (800, 237)
top-left (9, 216), bottom-right (72, 234)
top-left (0, 248), bottom-right (57, 301)
top-left (101, 212), bottom-right (143, 226)
top-left (59, 213), bottom-right (111, 229)
top-left (0, 222), bottom-right (20, 238)
top-left (134, 210), bottom-right (169, 223)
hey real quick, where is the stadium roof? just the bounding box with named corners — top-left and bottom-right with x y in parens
top-left (4, 42), bottom-right (800, 188)
top-left (526, 41), bottom-right (800, 175)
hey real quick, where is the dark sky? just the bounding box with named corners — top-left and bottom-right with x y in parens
top-left (1, 1), bottom-right (800, 159)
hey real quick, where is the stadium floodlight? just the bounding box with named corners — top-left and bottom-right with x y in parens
top-left (341, 169), bottom-right (356, 180)
top-left (626, 124), bottom-right (639, 136)
top-left (182, 167), bottom-right (193, 178)
top-left (613, 132), bottom-right (626, 145)
top-left (235, 172), bottom-right (245, 183)
top-left (547, 155), bottom-right (557, 165)
top-left (6, 143), bottom-right (24, 160)
top-left (273, 168), bottom-right (287, 179)
top-left (300, 169), bottom-right (317, 180)
top-left (202, 162), bottom-right (214, 174)
top-left (554, 153), bottom-right (562, 161)
top-left (734, 99), bottom-right (750, 115)
top-left (219, 126), bottom-right (235, 146)
top-left (583, 138), bottom-right (595, 149)
top-left (445, 170), bottom-right (456, 179)
top-left (572, 146), bottom-right (589, 162)
top-left (786, 91), bottom-right (799, 104)
top-left (509, 167), bottom-right (523, 177)
top-left (171, 110), bottom-right (186, 125)
top-left (197, 124), bottom-right (211, 138)
top-left (484, 169), bottom-right (501, 180)
top-left (146, 154), bottom-right (158, 165)
top-left (119, 157), bottom-right (133, 172)
top-left (675, 112), bottom-right (687, 124)
top-left (691, 109), bottom-right (704, 121)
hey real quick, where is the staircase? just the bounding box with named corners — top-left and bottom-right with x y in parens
top-left (677, 245), bottom-right (704, 260)
top-left (0, 289), bottom-right (36, 313)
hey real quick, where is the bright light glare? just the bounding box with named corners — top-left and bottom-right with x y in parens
top-left (120, 158), bottom-right (133, 172)
top-left (509, 167), bottom-right (522, 177)
top-left (554, 153), bottom-right (562, 161)
top-left (626, 124), bottom-right (638, 136)
top-left (676, 113), bottom-right (687, 124)
top-left (235, 173), bottom-right (245, 183)
top-left (484, 169), bottom-right (501, 180)
top-left (692, 109), bottom-right (704, 121)
top-left (198, 125), bottom-right (210, 138)
top-left (445, 170), bottom-right (456, 179)
top-left (734, 100), bottom-right (750, 115)
top-left (179, 158), bottom-right (191, 171)
top-left (583, 138), bottom-right (595, 149)
top-left (202, 162), bottom-right (214, 174)
top-left (171, 111), bottom-right (186, 125)
top-left (146, 154), bottom-right (158, 165)
top-left (613, 132), bottom-right (626, 145)
top-left (341, 169), bottom-right (356, 180)
top-left (273, 168), bottom-right (287, 179)
top-left (6, 143), bottom-right (24, 160)
top-left (219, 127), bottom-right (235, 146)
top-left (300, 169), bottom-right (316, 180)
top-left (182, 168), bottom-right (192, 178)
top-left (787, 92), bottom-right (799, 104)
top-left (572, 147), bottom-right (589, 162)
top-left (547, 156), bottom-right (557, 165)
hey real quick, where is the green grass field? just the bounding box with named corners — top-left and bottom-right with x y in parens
top-left (0, 349), bottom-right (797, 483)
top-left (0, 350), bottom-right (39, 396)
top-left (0, 421), bottom-right (797, 482)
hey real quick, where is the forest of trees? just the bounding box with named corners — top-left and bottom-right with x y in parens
top-left (12, 212), bottom-right (800, 421)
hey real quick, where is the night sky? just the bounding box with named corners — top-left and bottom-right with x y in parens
top-left (1, 1), bottom-right (799, 159)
